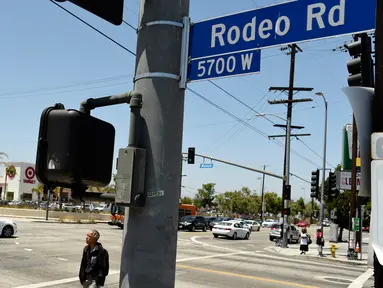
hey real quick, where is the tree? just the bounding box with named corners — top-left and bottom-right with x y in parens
top-left (214, 187), bottom-right (260, 216)
top-left (31, 184), bottom-right (44, 206)
top-left (303, 201), bottom-right (319, 219)
top-left (264, 192), bottom-right (282, 215)
top-left (193, 183), bottom-right (216, 208)
top-left (180, 196), bottom-right (193, 204)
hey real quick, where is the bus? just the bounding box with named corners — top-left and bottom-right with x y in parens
top-left (179, 203), bottom-right (197, 218)
top-left (108, 203), bottom-right (124, 228)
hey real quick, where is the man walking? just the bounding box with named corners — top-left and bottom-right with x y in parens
top-left (79, 229), bottom-right (109, 288)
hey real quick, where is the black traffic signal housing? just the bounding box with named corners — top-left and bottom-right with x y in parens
top-left (35, 103), bottom-right (115, 192)
top-left (328, 172), bottom-right (338, 197)
top-left (346, 33), bottom-right (374, 87)
top-left (187, 147), bottom-right (195, 164)
top-left (283, 208), bottom-right (291, 216)
top-left (283, 184), bottom-right (291, 200)
top-left (310, 170), bottom-right (319, 199)
top-left (55, 0), bottom-right (124, 25)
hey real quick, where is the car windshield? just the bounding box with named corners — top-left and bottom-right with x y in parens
top-left (218, 222), bottom-right (233, 226)
top-left (181, 216), bottom-right (195, 221)
top-left (271, 224), bottom-right (281, 229)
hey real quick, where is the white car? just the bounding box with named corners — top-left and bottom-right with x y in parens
top-left (212, 221), bottom-right (250, 240)
top-left (0, 218), bottom-right (17, 237)
top-left (262, 219), bottom-right (277, 228)
top-left (245, 220), bottom-right (261, 231)
top-left (229, 220), bottom-right (252, 233)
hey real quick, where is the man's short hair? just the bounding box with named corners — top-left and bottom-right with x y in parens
top-left (90, 229), bottom-right (100, 240)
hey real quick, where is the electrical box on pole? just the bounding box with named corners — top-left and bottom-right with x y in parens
top-left (115, 147), bottom-right (147, 207)
top-left (310, 170), bottom-right (319, 199)
top-left (346, 33), bottom-right (374, 87)
top-left (187, 147), bottom-right (195, 164)
top-left (54, 0), bottom-right (124, 25)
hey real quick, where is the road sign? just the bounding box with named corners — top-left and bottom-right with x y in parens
top-left (200, 163), bottom-right (214, 168)
top-left (189, 0), bottom-right (376, 60)
top-left (352, 217), bottom-right (360, 231)
top-left (336, 171), bottom-right (361, 190)
top-left (188, 50), bottom-right (261, 82)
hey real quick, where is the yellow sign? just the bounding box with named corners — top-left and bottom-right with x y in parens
top-left (356, 158), bottom-right (361, 167)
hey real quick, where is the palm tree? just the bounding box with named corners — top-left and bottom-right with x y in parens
top-left (32, 184), bottom-right (44, 207)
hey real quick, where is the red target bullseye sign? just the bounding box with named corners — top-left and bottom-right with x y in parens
top-left (24, 167), bottom-right (36, 184)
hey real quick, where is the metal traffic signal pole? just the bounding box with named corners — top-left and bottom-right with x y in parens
top-left (119, 1), bottom-right (190, 287)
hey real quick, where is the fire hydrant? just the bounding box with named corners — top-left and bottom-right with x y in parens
top-left (331, 244), bottom-right (337, 258)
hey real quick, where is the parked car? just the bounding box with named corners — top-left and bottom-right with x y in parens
top-left (362, 226), bottom-right (370, 232)
top-left (269, 223), bottom-right (300, 243)
top-left (297, 221), bottom-right (310, 228)
top-left (322, 220), bottom-right (330, 227)
top-left (244, 220), bottom-right (261, 231)
top-left (178, 216), bottom-right (207, 232)
top-left (212, 221), bottom-right (250, 240)
top-left (0, 218), bottom-right (17, 238)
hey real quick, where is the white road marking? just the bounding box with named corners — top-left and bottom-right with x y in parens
top-left (12, 251), bottom-right (244, 288)
top-left (24, 248), bottom-right (32, 252)
top-left (191, 236), bottom-right (237, 252)
top-left (57, 258), bottom-right (67, 261)
top-left (192, 236), bottom-right (365, 272)
top-left (314, 275), bottom-right (353, 285)
top-left (177, 251), bottom-right (246, 263)
top-left (13, 270), bottom-right (120, 288)
top-left (348, 268), bottom-right (374, 288)
top-left (14, 242), bottom-right (19, 245)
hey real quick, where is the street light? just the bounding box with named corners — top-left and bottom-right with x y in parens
top-left (315, 92), bottom-right (328, 234)
top-left (255, 113), bottom-right (287, 122)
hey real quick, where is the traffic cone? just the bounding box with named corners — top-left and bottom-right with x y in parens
top-left (356, 242), bottom-right (360, 253)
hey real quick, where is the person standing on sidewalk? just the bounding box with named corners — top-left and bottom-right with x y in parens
top-left (299, 228), bottom-right (310, 255)
top-left (316, 229), bottom-right (325, 256)
top-left (79, 229), bottom-right (109, 288)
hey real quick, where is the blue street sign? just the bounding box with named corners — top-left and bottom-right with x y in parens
top-left (188, 50), bottom-right (261, 82)
top-left (189, 0), bottom-right (376, 60)
top-left (200, 163), bottom-right (214, 168)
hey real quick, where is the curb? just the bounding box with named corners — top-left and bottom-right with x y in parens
top-left (264, 246), bottom-right (368, 266)
top-left (1, 215), bottom-right (109, 224)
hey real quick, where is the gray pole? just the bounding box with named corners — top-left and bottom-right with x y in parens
top-left (261, 165), bottom-right (266, 222)
top-left (282, 45), bottom-right (297, 248)
top-left (320, 98), bottom-right (328, 234)
top-left (119, 1), bottom-right (190, 287)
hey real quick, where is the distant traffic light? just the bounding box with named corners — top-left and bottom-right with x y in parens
top-left (310, 170), bottom-right (319, 199)
top-left (187, 147), bottom-right (195, 164)
top-left (283, 208), bottom-right (291, 216)
top-left (328, 172), bottom-right (338, 197)
top-left (346, 33), bottom-right (374, 87)
top-left (283, 184), bottom-right (291, 200)
top-left (54, 0), bottom-right (124, 25)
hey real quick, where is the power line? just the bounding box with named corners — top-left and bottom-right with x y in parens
top-left (187, 87), bottom-right (321, 168)
top-left (295, 137), bottom-right (336, 169)
top-left (123, 20), bottom-right (137, 31)
top-left (49, 0), bottom-right (136, 56)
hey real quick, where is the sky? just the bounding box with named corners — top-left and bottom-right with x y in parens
top-left (0, 0), bottom-right (361, 203)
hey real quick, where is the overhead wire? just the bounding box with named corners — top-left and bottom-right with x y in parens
top-left (47, 0), bottom-right (322, 180)
top-left (49, 0), bottom-right (136, 56)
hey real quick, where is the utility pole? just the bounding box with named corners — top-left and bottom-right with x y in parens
top-left (120, 1), bottom-right (190, 287)
top-left (260, 165), bottom-right (267, 222)
top-left (268, 44), bottom-right (313, 248)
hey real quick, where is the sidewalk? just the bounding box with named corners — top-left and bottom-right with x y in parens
top-left (265, 240), bottom-right (369, 266)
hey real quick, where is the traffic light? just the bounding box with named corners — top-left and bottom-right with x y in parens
top-left (310, 170), bottom-right (319, 199)
top-left (35, 103), bottom-right (115, 191)
top-left (283, 184), bottom-right (291, 200)
top-left (328, 172), bottom-right (338, 197)
top-left (346, 33), bottom-right (374, 87)
top-left (283, 208), bottom-right (291, 216)
top-left (187, 147), bottom-right (195, 164)
top-left (54, 0), bottom-right (124, 25)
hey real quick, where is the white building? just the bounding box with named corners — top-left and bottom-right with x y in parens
top-left (0, 162), bottom-right (40, 201)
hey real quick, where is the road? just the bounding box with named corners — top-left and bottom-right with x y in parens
top-left (0, 218), bottom-right (368, 288)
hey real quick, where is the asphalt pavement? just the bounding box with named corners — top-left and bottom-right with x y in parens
top-left (0, 218), bottom-right (370, 288)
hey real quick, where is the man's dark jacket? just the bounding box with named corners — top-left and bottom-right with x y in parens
top-left (79, 242), bottom-right (109, 286)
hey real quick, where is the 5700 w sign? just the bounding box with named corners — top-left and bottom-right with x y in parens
top-left (188, 50), bottom-right (260, 81)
